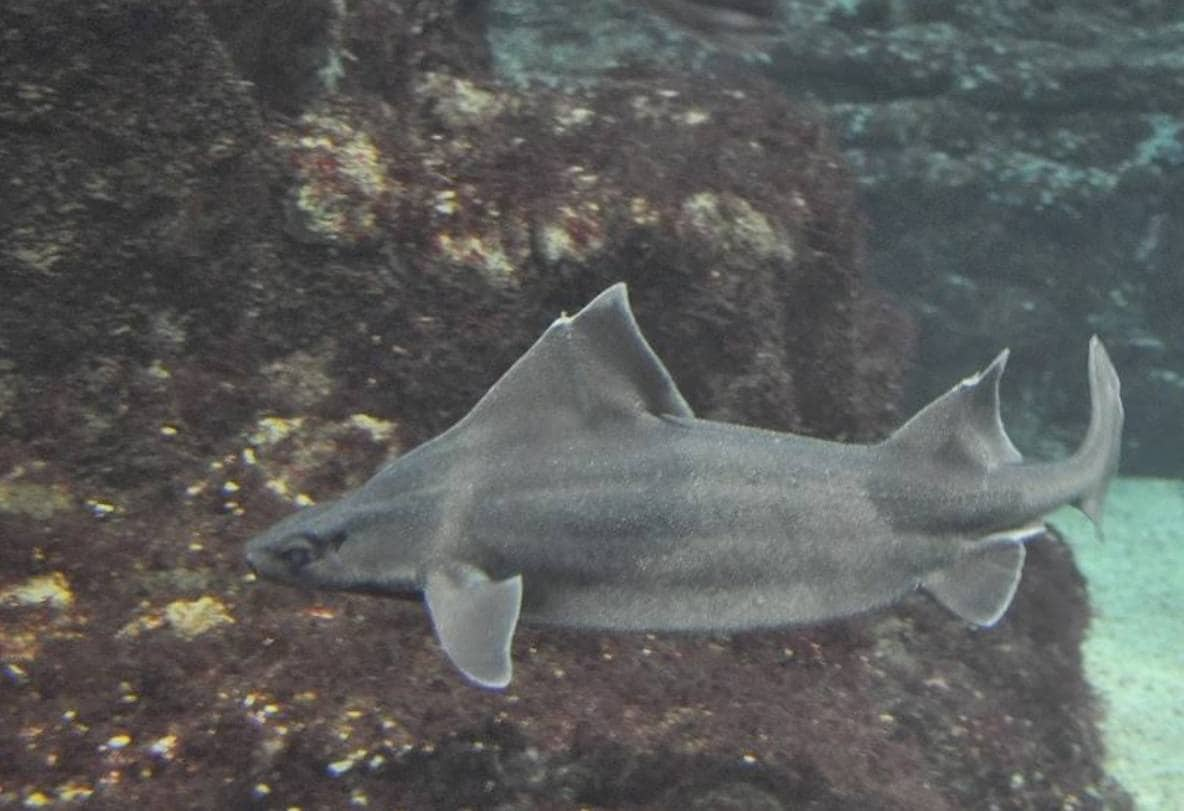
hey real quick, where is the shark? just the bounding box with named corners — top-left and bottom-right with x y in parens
top-left (246, 283), bottom-right (1123, 689)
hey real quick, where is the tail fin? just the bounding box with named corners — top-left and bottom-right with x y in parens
top-left (1074, 337), bottom-right (1123, 531)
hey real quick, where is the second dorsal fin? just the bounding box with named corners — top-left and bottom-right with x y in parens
top-left (884, 350), bottom-right (1022, 472)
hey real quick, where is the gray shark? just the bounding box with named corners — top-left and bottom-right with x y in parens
top-left (246, 283), bottom-right (1123, 689)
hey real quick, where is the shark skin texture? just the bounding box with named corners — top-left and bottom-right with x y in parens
top-left (246, 283), bottom-right (1124, 689)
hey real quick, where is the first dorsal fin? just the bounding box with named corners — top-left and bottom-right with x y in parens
top-left (884, 349), bottom-right (1022, 472)
top-left (451, 283), bottom-right (694, 441)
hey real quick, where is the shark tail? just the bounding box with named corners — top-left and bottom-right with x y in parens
top-left (923, 338), bottom-right (1123, 627)
top-left (1073, 337), bottom-right (1123, 531)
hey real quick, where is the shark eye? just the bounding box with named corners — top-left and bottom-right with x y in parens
top-left (276, 531), bottom-right (348, 572)
top-left (278, 541), bottom-right (314, 571)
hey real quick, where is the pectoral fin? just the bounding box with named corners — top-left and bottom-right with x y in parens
top-left (923, 530), bottom-right (1040, 626)
top-left (424, 564), bottom-right (523, 689)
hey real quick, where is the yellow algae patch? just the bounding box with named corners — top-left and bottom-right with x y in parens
top-left (148, 734), bottom-right (179, 760)
top-left (244, 414), bottom-right (400, 508)
top-left (0, 481), bottom-right (73, 519)
top-left (418, 73), bottom-right (509, 129)
top-left (249, 416), bottom-right (304, 447)
top-left (2, 633), bottom-right (41, 662)
top-left (117, 611), bottom-right (167, 638)
top-left (346, 414), bottom-right (395, 443)
top-left (679, 191), bottom-right (796, 263)
top-left (435, 231), bottom-right (518, 280)
top-left (55, 783), bottom-right (95, 802)
top-left (0, 574), bottom-right (85, 661)
top-left (119, 596), bottom-right (234, 640)
top-left (629, 195), bottom-right (661, 227)
top-left (0, 572), bottom-right (74, 610)
top-left (275, 111), bottom-right (393, 247)
top-left (537, 202), bottom-right (606, 265)
top-left (552, 102), bottom-right (595, 133)
top-left (164, 596), bottom-right (235, 639)
top-left (103, 733), bottom-right (132, 750)
top-left (22, 790), bottom-right (53, 807)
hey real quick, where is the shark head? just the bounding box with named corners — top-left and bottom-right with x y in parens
top-left (245, 502), bottom-right (351, 587)
top-left (245, 500), bottom-right (420, 594)
top-left (246, 494), bottom-right (522, 689)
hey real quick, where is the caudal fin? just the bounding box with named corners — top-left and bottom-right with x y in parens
top-left (1074, 337), bottom-right (1123, 530)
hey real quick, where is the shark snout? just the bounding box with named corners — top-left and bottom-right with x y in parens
top-left (244, 532), bottom-right (284, 581)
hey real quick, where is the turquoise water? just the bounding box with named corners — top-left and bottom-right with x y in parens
top-left (1054, 480), bottom-right (1184, 810)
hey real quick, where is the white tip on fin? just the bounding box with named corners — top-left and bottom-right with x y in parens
top-left (424, 564), bottom-right (523, 689)
top-left (885, 348), bottom-right (1022, 472)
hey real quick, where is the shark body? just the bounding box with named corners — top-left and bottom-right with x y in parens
top-left (246, 283), bottom-right (1123, 688)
